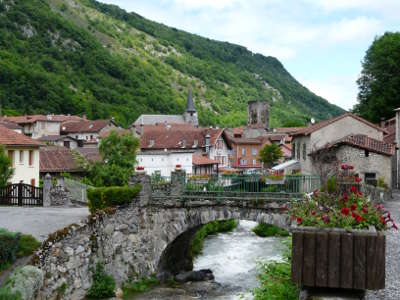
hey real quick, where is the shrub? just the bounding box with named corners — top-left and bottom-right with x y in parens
top-left (252, 223), bottom-right (289, 237)
top-left (0, 229), bottom-right (20, 272)
top-left (262, 185), bottom-right (278, 193)
top-left (253, 238), bottom-right (299, 300)
top-left (377, 177), bottom-right (388, 189)
top-left (122, 276), bottom-right (159, 296)
top-left (0, 286), bottom-right (21, 300)
top-left (16, 234), bottom-right (41, 258)
top-left (87, 262), bottom-right (116, 299)
top-left (87, 184), bottom-right (141, 214)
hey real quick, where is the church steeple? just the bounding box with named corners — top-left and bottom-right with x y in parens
top-left (183, 88), bottom-right (198, 126)
top-left (185, 88), bottom-right (196, 113)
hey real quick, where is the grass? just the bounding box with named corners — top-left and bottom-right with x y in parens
top-left (122, 276), bottom-right (160, 298)
top-left (191, 219), bottom-right (238, 257)
top-left (16, 234), bottom-right (41, 258)
top-left (253, 238), bottom-right (299, 300)
top-left (252, 223), bottom-right (289, 237)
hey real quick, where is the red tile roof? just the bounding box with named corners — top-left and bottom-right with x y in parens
top-left (61, 120), bottom-right (113, 134)
top-left (40, 146), bottom-right (83, 173)
top-left (0, 126), bottom-right (42, 147)
top-left (75, 147), bottom-right (102, 163)
top-left (192, 155), bottom-right (218, 166)
top-left (0, 121), bottom-right (22, 130)
top-left (140, 124), bottom-right (226, 150)
top-left (292, 113), bottom-right (386, 136)
top-left (312, 134), bottom-right (394, 157)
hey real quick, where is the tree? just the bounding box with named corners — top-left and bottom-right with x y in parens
top-left (0, 145), bottom-right (13, 188)
top-left (259, 144), bottom-right (283, 169)
top-left (89, 131), bottom-right (139, 187)
top-left (353, 32), bottom-right (400, 122)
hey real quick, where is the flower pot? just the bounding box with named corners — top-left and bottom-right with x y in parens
top-left (291, 226), bottom-right (385, 290)
top-left (136, 166), bottom-right (145, 174)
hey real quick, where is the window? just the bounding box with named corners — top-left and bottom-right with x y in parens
top-left (240, 159), bottom-right (247, 165)
top-left (29, 150), bottom-right (34, 166)
top-left (76, 135), bottom-right (79, 139)
top-left (19, 150), bottom-right (24, 164)
top-left (302, 143), bottom-right (307, 160)
top-left (253, 159), bottom-right (257, 165)
top-left (365, 173), bottom-right (376, 186)
top-left (64, 141), bottom-right (70, 148)
top-left (90, 135), bottom-right (93, 140)
top-left (292, 143), bottom-right (296, 158)
top-left (296, 143), bottom-right (301, 160)
top-left (242, 148), bottom-right (246, 156)
top-left (252, 148), bottom-right (257, 156)
top-left (365, 150), bottom-right (370, 157)
top-left (41, 122), bottom-right (45, 129)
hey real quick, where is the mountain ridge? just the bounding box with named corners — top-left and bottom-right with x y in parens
top-left (0, 0), bottom-right (344, 127)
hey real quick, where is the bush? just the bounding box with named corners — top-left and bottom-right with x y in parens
top-left (16, 234), bottom-right (41, 258)
top-left (253, 238), bottom-right (299, 300)
top-left (87, 262), bottom-right (116, 299)
top-left (191, 219), bottom-right (237, 256)
top-left (0, 229), bottom-right (20, 272)
top-left (87, 184), bottom-right (141, 214)
top-left (122, 276), bottom-right (159, 296)
top-left (0, 286), bottom-right (21, 300)
top-left (262, 185), bottom-right (278, 193)
top-left (252, 223), bottom-right (289, 237)
top-left (377, 177), bottom-right (388, 189)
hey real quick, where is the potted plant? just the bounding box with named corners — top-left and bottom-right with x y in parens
top-left (290, 164), bottom-right (397, 291)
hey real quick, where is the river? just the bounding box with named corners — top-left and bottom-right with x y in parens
top-left (130, 220), bottom-right (285, 300)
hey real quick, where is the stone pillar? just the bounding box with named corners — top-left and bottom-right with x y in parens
top-left (171, 169), bottom-right (186, 197)
top-left (129, 173), bottom-right (151, 207)
top-left (43, 173), bottom-right (52, 207)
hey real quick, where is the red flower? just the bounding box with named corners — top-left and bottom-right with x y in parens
top-left (322, 214), bottom-right (330, 223)
top-left (362, 207), bottom-right (368, 214)
top-left (342, 193), bottom-right (349, 202)
top-left (341, 207), bottom-right (350, 216)
top-left (350, 204), bottom-right (357, 211)
top-left (312, 210), bottom-right (316, 216)
top-left (352, 211), bottom-right (357, 218)
top-left (296, 217), bottom-right (303, 224)
top-left (355, 177), bottom-right (361, 182)
top-left (350, 186), bottom-right (357, 193)
top-left (356, 215), bottom-right (363, 223)
top-left (341, 164), bottom-right (345, 170)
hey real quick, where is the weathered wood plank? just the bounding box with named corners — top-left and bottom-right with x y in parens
top-left (291, 232), bottom-right (303, 284)
top-left (315, 231), bottom-right (328, 287)
top-left (353, 234), bottom-right (366, 289)
top-left (366, 235), bottom-right (377, 289)
top-left (374, 234), bottom-right (386, 289)
top-left (340, 233), bottom-right (353, 288)
top-left (328, 231), bottom-right (340, 288)
top-left (303, 232), bottom-right (316, 286)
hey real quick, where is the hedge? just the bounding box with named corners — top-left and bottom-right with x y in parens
top-left (0, 229), bottom-right (20, 271)
top-left (87, 185), bottom-right (141, 214)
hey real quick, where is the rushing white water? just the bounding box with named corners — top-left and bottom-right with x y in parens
top-left (193, 220), bottom-right (285, 300)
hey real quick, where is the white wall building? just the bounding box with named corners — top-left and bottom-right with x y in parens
top-left (136, 150), bottom-right (194, 177)
top-left (0, 126), bottom-right (41, 186)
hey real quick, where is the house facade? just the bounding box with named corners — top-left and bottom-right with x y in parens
top-left (0, 126), bottom-right (42, 186)
top-left (61, 119), bottom-right (118, 144)
top-left (38, 135), bottom-right (80, 149)
top-left (291, 113), bottom-right (391, 186)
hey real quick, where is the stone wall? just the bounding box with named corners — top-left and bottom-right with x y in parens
top-left (34, 183), bottom-right (289, 299)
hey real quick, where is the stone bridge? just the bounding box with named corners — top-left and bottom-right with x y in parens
top-left (34, 171), bottom-right (292, 299)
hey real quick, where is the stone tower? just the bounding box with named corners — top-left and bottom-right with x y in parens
top-left (183, 89), bottom-right (198, 126)
top-left (248, 101), bottom-right (269, 130)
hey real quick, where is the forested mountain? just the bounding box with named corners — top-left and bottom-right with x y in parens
top-left (0, 0), bottom-right (344, 127)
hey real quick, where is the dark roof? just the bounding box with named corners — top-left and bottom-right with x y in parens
top-left (61, 120), bottom-right (113, 134)
top-left (75, 147), bottom-right (102, 163)
top-left (311, 134), bottom-right (394, 157)
top-left (0, 126), bottom-right (42, 147)
top-left (40, 146), bottom-right (83, 173)
top-left (185, 89), bottom-right (196, 113)
top-left (292, 113), bottom-right (386, 136)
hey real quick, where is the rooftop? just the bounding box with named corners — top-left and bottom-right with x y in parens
top-left (0, 126), bottom-right (42, 147)
top-left (192, 154), bottom-right (218, 166)
top-left (40, 146), bottom-right (83, 173)
top-left (61, 119), bottom-right (113, 134)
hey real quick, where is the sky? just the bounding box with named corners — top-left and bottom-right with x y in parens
top-left (100, 0), bottom-right (400, 110)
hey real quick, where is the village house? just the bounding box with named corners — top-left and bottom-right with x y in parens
top-left (1, 114), bottom-right (83, 139)
top-left (39, 146), bottom-right (84, 178)
top-left (0, 125), bottom-right (42, 186)
top-left (38, 135), bottom-right (80, 149)
top-left (60, 119), bottom-right (118, 145)
top-left (137, 124), bottom-right (231, 176)
top-left (291, 113), bottom-right (392, 187)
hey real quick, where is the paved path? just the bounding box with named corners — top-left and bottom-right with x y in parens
top-left (0, 207), bottom-right (89, 241)
top-left (366, 193), bottom-right (400, 300)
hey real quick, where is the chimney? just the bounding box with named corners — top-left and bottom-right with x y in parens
top-left (205, 134), bottom-right (211, 153)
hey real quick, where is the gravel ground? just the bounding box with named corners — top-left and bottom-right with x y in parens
top-left (0, 206), bottom-right (89, 241)
top-left (366, 193), bottom-right (400, 300)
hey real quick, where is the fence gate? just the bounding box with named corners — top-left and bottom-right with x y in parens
top-left (0, 183), bottom-right (43, 206)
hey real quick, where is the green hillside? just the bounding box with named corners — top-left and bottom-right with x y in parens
top-left (0, 0), bottom-right (344, 127)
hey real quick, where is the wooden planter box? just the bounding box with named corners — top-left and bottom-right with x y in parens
top-left (291, 227), bottom-right (385, 290)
